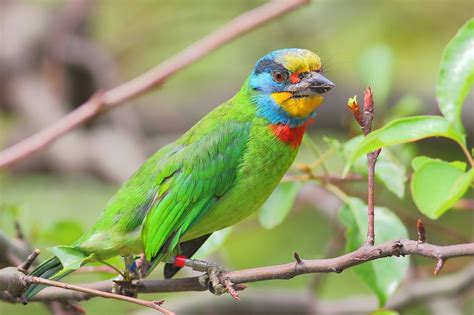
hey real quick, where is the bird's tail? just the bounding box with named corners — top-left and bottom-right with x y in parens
top-left (22, 256), bottom-right (73, 300)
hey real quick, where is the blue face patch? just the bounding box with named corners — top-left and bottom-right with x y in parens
top-left (247, 49), bottom-right (321, 127)
top-left (250, 92), bottom-right (317, 127)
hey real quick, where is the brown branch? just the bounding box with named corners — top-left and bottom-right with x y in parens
top-left (172, 264), bottom-right (474, 314)
top-left (0, 0), bottom-right (309, 169)
top-left (347, 87), bottom-right (380, 245)
top-left (0, 231), bottom-right (32, 268)
top-left (17, 249), bottom-right (40, 274)
top-left (1, 239), bottom-right (472, 303)
top-left (283, 173), bottom-right (364, 184)
top-left (223, 239), bottom-right (474, 285)
top-left (25, 276), bottom-right (174, 315)
top-left (0, 227), bottom-right (84, 314)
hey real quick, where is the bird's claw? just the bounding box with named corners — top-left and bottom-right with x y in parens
top-left (112, 256), bottom-right (140, 297)
top-left (206, 264), bottom-right (227, 296)
top-left (188, 259), bottom-right (239, 299)
top-left (112, 276), bottom-right (139, 297)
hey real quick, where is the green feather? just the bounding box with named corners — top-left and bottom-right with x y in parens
top-left (141, 121), bottom-right (251, 260)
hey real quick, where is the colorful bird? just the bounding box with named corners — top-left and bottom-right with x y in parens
top-left (24, 48), bottom-right (334, 299)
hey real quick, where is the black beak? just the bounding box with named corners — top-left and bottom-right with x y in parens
top-left (288, 72), bottom-right (335, 97)
top-left (305, 72), bottom-right (335, 94)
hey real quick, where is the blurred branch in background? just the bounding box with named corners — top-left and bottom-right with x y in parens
top-left (0, 0), bottom-right (309, 170)
top-left (3, 0), bottom-right (144, 183)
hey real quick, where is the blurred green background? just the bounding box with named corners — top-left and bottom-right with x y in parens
top-left (0, 0), bottom-right (472, 314)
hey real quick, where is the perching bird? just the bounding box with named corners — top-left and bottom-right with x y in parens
top-left (24, 48), bottom-right (334, 299)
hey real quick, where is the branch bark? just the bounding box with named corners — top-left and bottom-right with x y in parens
top-left (170, 264), bottom-right (474, 314)
top-left (1, 239), bottom-right (472, 303)
top-left (0, 0), bottom-right (308, 169)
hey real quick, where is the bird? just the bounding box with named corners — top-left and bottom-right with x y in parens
top-left (23, 48), bottom-right (334, 299)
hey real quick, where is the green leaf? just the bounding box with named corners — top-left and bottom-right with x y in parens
top-left (48, 245), bottom-right (89, 270)
top-left (259, 181), bottom-right (302, 229)
top-left (375, 152), bottom-right (407, 198)
top-left (343, 136), bottom-right (407, 198)
top-left (412, 156), bottom-right (466, 172)
top-left (411, 158), bottom-right (474, 219)
top-left (344, 116), bottom-right (466, 175)
top-left (340, 198), bottom-right (409, 306)
top-left (437, 18), bottom-right (474, 135)
top-left (358, 44), bottom-right (393, 106)
top-left (195, 227), bottom-right (233, 258)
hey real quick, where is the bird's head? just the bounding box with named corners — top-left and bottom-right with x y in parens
top-left (248, 48), bottom-right (334, 127)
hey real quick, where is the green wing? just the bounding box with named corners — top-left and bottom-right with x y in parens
top-left (141, 120), bottom-right (251, 261)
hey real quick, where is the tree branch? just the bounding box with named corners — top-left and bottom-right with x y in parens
top-left (26, 276), bottom-right (175, 315)
top-left (170, 264), bottom-right (474, 314)
top-left (222, 239), bottom-right (474, 284)
top-left (1, 239), bottom-right (472, 303)
top-left (0, 0), bottom-right (308, 169)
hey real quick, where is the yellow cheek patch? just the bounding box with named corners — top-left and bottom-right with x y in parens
top-left (272, 93), bottom-right (324, 118)
top-left (271, 92), bottom-right (292, 104)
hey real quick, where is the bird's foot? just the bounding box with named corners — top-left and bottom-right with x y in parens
top-left (174, 256), bottom-right (242, 300)
top-left (112, 275), bottom-right (138, 297)
top-left (112, 255), bottom-right (140, 297)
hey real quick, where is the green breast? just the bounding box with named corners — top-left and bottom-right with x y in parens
top-left (183, 118), bottom-right (298, 240)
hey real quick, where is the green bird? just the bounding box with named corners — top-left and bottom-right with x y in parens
top-left (24, 48), bottom-right (334, 299)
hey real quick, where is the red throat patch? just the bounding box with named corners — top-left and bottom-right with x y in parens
top-left (270, 119), bottom-right (315, 148)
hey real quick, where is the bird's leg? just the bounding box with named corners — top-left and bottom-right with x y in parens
top-left (112, 255), bottom-right (140, 297)
top-left (123, 255), bottom-right (140, 281)
top-left (173, 255), bottom-right (240, 299)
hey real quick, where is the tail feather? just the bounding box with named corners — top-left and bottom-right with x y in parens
top-left (23, 256), bottom-right (73, 300)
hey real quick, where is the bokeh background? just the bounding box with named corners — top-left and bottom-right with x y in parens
top-left (1, 0), bottom-right (473, 314)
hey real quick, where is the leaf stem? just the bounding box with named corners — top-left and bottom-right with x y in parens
top-left (460, 144), bottom-right (474, 168)
top-left (324, 183), bottom-right (351, 204)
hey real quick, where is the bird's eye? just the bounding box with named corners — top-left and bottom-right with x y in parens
top-left (271, 70), bottom-right (288, 83)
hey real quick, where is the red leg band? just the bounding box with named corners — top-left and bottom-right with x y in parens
top-left (175, 255), bottom-right (187, 267)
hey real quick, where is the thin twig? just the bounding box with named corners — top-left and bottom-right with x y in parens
top-left (0, 0), bottom-right (309, 169)
top-left (417, 219), bottom-right (426, 243)
top-left (460, 144), bottom-right (474, 168)
top-left (94, 259), bottom-right (123, 278)
top-left (302, 136), bottom-right (330, 176)
top-left (434, 258), bottom-right (445, 276)
top-left (26, 276), bottom-right (175, 315)
top-left (283, 172), bottom-right (364, 184)
top-left (347, 87), bottom-right (380, 245)
top-left (75, 266), bottom-right (117, 274)
top-left (223, 278), bottom-right (240, 301)
top-left (294, 252), bottom-right (303, 264)
top-left (17, 249), bottom-right (40, 274)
